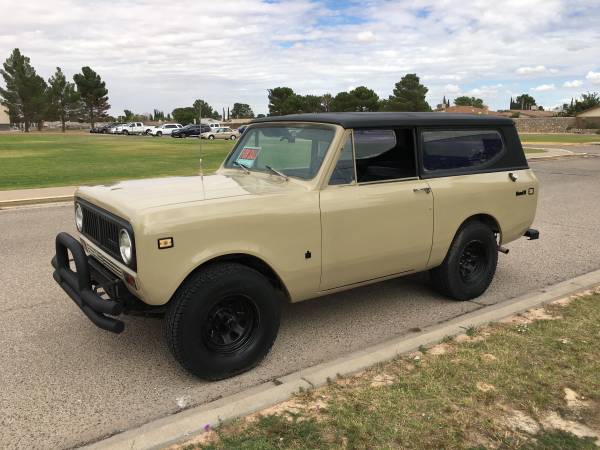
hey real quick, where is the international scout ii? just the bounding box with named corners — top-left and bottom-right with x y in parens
top-left (52, 112), bottom-right (539, 380)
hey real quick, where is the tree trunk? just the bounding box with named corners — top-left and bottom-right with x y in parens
top-left (24, 120), bottom-right (30, 132)
top-left (61, 112), bottom-right (66, 133)
top-left (89, 108), bottom-right (95, 130)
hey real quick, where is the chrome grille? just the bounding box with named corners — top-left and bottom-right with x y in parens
top-left (87, 245), bottom-right (124, 279)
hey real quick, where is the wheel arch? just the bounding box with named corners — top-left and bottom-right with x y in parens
top-left (171, 253), bottom-right (291, 304)
top-left (458, 213), bottom-right (502, 238)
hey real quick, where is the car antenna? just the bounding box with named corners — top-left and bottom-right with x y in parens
top-left (198, 112), bottom-right (206, 199)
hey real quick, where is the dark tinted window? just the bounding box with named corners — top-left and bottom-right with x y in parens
top-left (354, 129), bottom-right (416, 182)
top-left (422, 129), bottom-right (505, 172)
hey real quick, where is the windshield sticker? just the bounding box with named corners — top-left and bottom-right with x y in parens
top-left (237, 146), bottom-right (261, 168)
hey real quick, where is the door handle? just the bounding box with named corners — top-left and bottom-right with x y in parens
top-left (413, 187), bottom-right (431, 194)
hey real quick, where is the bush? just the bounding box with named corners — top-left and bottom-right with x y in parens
top-left (511, 112), bottom-right (520, 118)
top-left (596, 129), bottom-right (600, 134)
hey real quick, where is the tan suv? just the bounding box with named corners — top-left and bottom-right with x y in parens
top-left (51, 112), bottom-right (539, 380)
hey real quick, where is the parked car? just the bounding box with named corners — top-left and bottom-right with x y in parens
top-left (201, 127), bottom-right (240, 140)
top-left (121, 122), bottom-right (147, 135)
top-left (108, 123), bottom-right (126, 134)
top-left (171, 124), bottom-right (210, 138)
top-left (96, 123), bottom-right (118, 134)
top-left (149, 123), bottom-right (183, 137)
top-left (51, 112), bottom-right (539, 380)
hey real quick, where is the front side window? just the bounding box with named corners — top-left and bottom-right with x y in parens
top-left (225, 125), bottom-right (335, 180)
top-left (329, 134), bottom-right (355, 185)
top-left (422, 129), bottom-right (505, 172)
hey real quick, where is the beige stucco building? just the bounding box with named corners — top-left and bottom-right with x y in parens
top-left (0, 107), bottom-right (9, 130)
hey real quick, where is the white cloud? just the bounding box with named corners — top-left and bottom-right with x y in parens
top-left (444, 84), bottom-right (460, 93)
top-left (516, 65), bottom-right (557, 75)
top-left (0, 0), bottom-right (598, 113)
top-left (531, 84), bottom-right (556, 92)
top-left (356, 31), bottom-right (376, 42)
top-left (586, 71), bottom-right (600, 85)
top-left (563, 80), bottom-right (583, 88)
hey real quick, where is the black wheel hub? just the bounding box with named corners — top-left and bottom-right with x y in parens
top-left (459, 240), bottom-right (487, 283)
top-left (202, 296), bottom-right (258, 354)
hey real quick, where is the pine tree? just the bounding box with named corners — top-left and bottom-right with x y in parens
top-left (73, 66), bottom-right (110, 128)
top-left (47, 67), bottom-right (80, 132)
top-left (0, 48), bottom-right (47, 132)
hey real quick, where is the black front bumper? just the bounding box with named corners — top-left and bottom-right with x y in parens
top-left (51, 232), bottom-right (126, 333)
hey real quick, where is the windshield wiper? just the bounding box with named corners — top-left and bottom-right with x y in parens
top-left (265, 165), bottom-right (289, 181)
top-left (233, 160), bottom-right (251, 174)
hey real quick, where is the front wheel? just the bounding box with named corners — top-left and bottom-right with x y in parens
top-left (122, 130), bottom-right (129, 135)
top-left (208, 135), bottom-right (214, 140)
top-left (165, 263), bottom-right (281, 380)
top-left (430, 221), bottom-right (498, 300)
top-left (156, 131), bottom-right (162, 137)
top-left (230, 135), bottom-right (237, 140)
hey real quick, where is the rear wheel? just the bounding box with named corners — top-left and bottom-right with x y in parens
top-left (230, 135), bottom-right (237, 140)
top-left (122, 130), bottom-right (129, 135)
top-left (156, 131), bottom-right (162, 137)
top-left (165, 263), bottom-right (281, 380)
top-left (430, 221), bottom-right (498, 300)
top-left (208, 135), bottom-right (214, 140)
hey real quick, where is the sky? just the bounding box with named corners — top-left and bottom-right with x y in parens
top-left (0, 0), bottom-right (599, 116)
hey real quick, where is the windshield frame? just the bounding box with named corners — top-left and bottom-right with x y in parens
top-left (222, 122), bottom-right (340, 182)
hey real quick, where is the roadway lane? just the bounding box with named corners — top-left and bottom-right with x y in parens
top-left (1, 155), bottom-right (600, 448)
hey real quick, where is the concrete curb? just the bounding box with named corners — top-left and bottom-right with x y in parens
top-left (0, 195), bottom-right (74, 208)
top-left (84, 268), bottom-right (600, 450)
top-left (525, 148), bottom-right (585, 160)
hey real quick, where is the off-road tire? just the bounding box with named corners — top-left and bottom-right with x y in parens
top-left (430, 220), bottom-right (498, 301)
top-left (165, 262), bottom-right (281, 380)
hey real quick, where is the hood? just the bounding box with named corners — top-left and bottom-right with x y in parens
top-left (76, 173), bottom-right (305, 219)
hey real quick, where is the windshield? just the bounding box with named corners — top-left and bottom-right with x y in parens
top-left (224, 124), bottom-right (335, 180)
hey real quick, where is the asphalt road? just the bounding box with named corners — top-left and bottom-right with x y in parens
top-left (2, 154), bottom-right (600, 449)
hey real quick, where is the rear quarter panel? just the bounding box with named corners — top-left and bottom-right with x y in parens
top-left (427, 169), bottom-right (539, 268)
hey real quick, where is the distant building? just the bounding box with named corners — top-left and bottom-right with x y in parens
top-left (576, 105), bottom-right (600, 118)
top-left (437, 105), bottom-right (490, 115)
top-left (575, 106), bottom-right (600, 129)
top-left (0, 107), bottom-right (9, 130)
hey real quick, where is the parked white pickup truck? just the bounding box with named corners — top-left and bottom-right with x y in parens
top-left (149, 123), bottom-right (183, 137)
top-left (121, 122), bottom-right (147, 135)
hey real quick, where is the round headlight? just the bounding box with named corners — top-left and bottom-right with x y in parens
top-left (75, 204), bottom-right (83, 232)
top-left (119, 229), bottom-right (133, 265)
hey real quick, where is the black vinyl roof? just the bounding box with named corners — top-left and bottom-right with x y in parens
top-left (251, 112), bottom-right (514, 128)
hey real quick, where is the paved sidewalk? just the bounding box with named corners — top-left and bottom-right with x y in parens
top-left (0, 186), bottom-right (77, 207)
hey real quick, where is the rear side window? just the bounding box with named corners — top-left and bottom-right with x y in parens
top-left (421, 129), bottom-right (505, 172)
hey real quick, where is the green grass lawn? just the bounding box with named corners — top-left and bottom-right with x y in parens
top-left (0, 133), bottom-right (234, 190)
top-left (520, 133), bottom-right (600, 144)
top-left (0, 131), bottom-right (595, 191)
top-left (193, 294), bottom-right (600, 449)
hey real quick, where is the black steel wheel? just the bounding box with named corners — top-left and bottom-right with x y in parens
top-left (430, 220), bottom-right (498, 300)
top-left (202, 295), bottom-right (258, 354)
top-left (165, 262), bottom-right (281, 380)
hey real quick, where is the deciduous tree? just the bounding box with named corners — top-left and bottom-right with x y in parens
top-left (453, 96), bottom-right (484, 108)
top-left (230, 102), bottom-right (254, 118)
